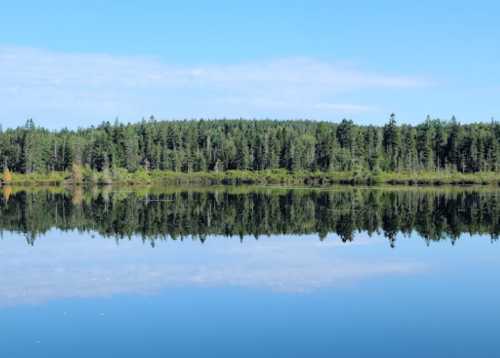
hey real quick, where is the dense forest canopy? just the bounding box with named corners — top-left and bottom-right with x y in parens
top-left (0, 115), bottom-right (499, 174)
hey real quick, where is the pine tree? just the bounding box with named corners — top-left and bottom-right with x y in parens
top-left (382, 114), bottom-right (401, 171)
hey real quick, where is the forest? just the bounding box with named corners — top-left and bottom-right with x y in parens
top-left (0, 115), bottom-right (499, 184)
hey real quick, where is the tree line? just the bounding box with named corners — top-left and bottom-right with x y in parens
top-left (1, 187), bottom-right (499, 246)
top-left (0, 115), bottom-right (499, 174)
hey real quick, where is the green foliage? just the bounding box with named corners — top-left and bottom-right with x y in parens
top-left (82, 166), bottom-right (98, 185)
top-left (1, 187), bottom-right (499, 245)
top-left (0, 117), bottom-right (498, 179)
top-left (99, 168), bottom-right (113, 185)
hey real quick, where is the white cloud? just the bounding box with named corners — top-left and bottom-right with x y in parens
top-left (0, 230), bottom-right (426, 306)
top-left (0, 46), bottom-right (432, 127)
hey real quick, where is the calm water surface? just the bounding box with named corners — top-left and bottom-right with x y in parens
top-left (1, 187), bottom-right (499, 357)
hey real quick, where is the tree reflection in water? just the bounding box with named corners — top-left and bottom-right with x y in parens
top-left (0, 186), bottom-right (499, 247)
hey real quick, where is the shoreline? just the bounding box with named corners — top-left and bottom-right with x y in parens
top-left (1, 170), bottom-right (499, 187)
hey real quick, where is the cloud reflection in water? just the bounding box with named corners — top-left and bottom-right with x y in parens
top-left (0, 229), bottom-right (425, 306)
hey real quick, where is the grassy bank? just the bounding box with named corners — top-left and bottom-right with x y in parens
top-left (1, 168), bottom-right (499, 186)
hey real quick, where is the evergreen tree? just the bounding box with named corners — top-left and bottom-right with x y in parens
top-left (0, 117), bottom-right (497, 175)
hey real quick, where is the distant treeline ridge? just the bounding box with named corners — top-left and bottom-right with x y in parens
top-left (1, 116), bottom-right (499, 175)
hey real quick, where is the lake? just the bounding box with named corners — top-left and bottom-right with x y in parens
top-left (1, 186), bottom-right (499, 357)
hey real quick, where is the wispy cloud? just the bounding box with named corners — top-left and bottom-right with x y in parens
top-left (0, 230), bottom-right (426, 306)
top-left (0, 46), bottom-right (432, 127)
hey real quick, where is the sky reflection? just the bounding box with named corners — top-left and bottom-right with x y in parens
top-left (0, 229), bottom-right (427, 306)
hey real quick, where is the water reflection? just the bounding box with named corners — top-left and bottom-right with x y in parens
top-left (1, 187), bottom-right (499, 358)
top-left (0, 230), bottom-right (426, 306)
top-left (0, 186), bottom-right (499, 246)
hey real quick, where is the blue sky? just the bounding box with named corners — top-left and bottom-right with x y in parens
top-left (0, 0), bottom-right (499, 128)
